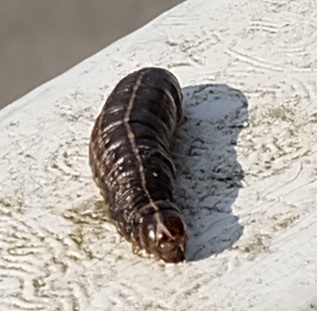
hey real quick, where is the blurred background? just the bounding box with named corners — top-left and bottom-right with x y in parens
top-left (0, 0), bottom-right (183, 109)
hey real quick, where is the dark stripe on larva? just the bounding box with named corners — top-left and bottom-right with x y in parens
top-left (89, 67), bottom-right (187, 263)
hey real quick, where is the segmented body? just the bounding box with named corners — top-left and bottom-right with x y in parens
top-left (89, 67), bottom-right (186, 262)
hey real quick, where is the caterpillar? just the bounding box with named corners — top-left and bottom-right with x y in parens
top-left (89, 67), bottom-right (187, 263)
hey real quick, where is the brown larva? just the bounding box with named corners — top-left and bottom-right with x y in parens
top-left (89, 67), bottom-right (187, 263)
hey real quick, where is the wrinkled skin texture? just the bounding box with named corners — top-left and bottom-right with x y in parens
top-left (89, 67), bottom-right (187, 263)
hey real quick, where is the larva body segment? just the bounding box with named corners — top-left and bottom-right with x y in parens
top-left (89, 67), bottom-right (186, 263)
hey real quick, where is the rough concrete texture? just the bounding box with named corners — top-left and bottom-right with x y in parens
top-left (0, 0), bottom-right (317, 310)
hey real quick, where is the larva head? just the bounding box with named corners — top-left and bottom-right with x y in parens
top-left (138, 204), bottom-right (186, 263)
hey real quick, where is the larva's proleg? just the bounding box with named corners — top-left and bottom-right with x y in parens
top-left (89, 67), bottom-right (186, 263)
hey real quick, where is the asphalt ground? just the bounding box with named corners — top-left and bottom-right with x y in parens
top-left (0, 0), bottom-right (182, 108)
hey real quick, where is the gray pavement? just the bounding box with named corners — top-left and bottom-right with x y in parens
top-left (0, 0), bottom-right (182, 108)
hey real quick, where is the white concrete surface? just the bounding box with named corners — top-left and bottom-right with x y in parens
top-left (1, 0), bottom-right (317, 310)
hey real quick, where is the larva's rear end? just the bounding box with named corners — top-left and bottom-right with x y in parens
top-left (89, 67), bottom-right (186, 263)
